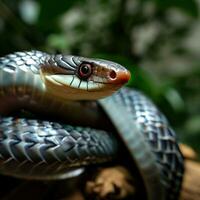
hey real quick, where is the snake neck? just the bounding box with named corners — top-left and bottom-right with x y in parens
top-left (0, 51), bottom-right (45, 113)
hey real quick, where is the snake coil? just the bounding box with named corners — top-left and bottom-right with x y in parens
top-left (0, 51), bottom-right (184, 200)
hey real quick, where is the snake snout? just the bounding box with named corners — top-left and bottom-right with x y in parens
top-left (108, 69), bottom-right (131, 84)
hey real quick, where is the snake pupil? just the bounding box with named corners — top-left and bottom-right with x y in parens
top-left (78, 63), bottom-right (92, 79)
top-left (81, 65), bottom-right (89, 74)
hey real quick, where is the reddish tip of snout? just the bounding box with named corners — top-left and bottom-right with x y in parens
top-left (118, 70), bottom-right (131, 84)
top-left (109, 70), bottom-right (131, 84)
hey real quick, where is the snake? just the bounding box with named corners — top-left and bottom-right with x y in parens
top-left (0, 51), bottom-right (184, 200)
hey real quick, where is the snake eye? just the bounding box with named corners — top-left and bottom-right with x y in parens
top-left (78, 63), bottom-right (93, 80)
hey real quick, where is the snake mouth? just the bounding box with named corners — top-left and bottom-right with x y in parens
top-left (41, 65), bottom-right (131, 91)
top-left (41, 74), bottom-right (126, 100)
top-left (44, 74), bottom-right (123, 91)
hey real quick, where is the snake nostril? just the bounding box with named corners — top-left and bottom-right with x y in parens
top-left (109, 70), bottom-right (117, 80)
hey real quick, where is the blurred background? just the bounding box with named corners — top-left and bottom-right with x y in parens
top-left (0, 0), bottom-right (199, 155)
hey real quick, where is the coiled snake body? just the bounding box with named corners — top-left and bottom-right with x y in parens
top-left (0, 51), bottom-right (184, 200)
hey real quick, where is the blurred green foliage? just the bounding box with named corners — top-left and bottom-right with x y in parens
top-left (153, 0), bottom-right (199, 17)
top-left (0, 0), bottom-right (199, 154)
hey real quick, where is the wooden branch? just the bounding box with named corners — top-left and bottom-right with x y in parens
top-left (180, 160), bottom-right (200, 200)
top-left (179, 144), bottom-right (200, 200)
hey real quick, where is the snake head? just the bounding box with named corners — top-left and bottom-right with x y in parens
top-left (40, 54), bottom-right (131, 100)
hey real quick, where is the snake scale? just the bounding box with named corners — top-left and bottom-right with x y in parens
top-left (0, 51), bottom-right (184, 200)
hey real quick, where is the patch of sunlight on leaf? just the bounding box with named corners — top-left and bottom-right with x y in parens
top-left (19, 0), bottom-right (40, 24)
top-left (185, 115), bottom-right (200, 135)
